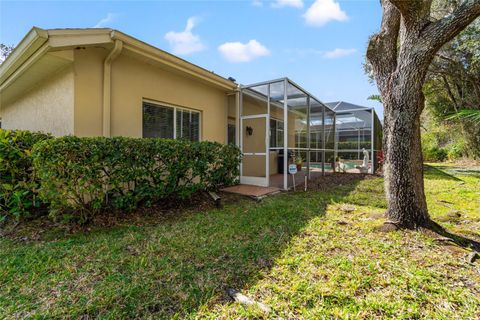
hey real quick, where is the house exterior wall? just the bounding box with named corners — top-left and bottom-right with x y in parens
top-left (110, 53), bottom-right (229, 142)
top-left (73, 47), bottom-right (106, 137)
top-left (0, 66), bottom-right (74, 136)
top-left (72, 48), bottom-right (231, 143)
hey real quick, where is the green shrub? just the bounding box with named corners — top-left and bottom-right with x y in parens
top-left (421, 125), bottom-right (467, 162)
top-left (32, 136), bottom-right (241, 223)
top-left (336, 141), bottom-right (372, 150)
top-left (0, 129), bottom-right (52, 221)
top-left (445, 142), bottom-right (465, 161)
top-left (422, 146), bottom-right (448, 162)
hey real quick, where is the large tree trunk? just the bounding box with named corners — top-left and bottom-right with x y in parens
top-left (378, 33), bottom-right (433, 228)
top-left (366, 0), bottom-right (480, 229)
top-left (383, 88), bottom-right (429, 228)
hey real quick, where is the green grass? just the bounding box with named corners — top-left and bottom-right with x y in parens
top-left (1, 164), bottom-right (479, 319)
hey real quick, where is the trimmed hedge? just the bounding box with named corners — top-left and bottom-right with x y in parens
top-left (32, 136), bottom-right (241, 222)
top-left (0, 129), bottom-right (52, 220)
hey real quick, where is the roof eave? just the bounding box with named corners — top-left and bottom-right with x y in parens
top-left (111, 30), bottom-right (238, 91)
top-left (0, 27), bottom-right (238, 93)
top-left (0, 27), bottom-right (49, 85)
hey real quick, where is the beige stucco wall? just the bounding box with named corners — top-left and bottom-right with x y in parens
top-left (72, 47), bottom-right (231, 143)
top-left (0, 66), bottom-right (74, 136)
top-left (73, 47), bottom-right (106, 137)
top-left (111, 53), bottom-right (229, 142)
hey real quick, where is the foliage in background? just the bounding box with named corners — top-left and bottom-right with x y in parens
top-left (0, 130), bottom-right (52, 221)
top-left (446, 109), bottom-right (480, 123)
top-left (365, 16), bottom-right (479, 162)
top-left (367, 94), bottom-right (382, 103)
top-left (0, 43), bottom-right (14, 65)
top-left (337, 141), bottom-right (372, 150)
top-left (420, 109), bottom-right (468, 162)
top-left (424, 19), bottom-right (480, 159)
top-left (32, 136), bottom-right (241, 223)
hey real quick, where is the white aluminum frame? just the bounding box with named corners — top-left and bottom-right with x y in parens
top-left (335, 106), bottom-right (377, 173)
top-left (239, 114), bottom-right (270, 187)
top-left (239, 78), bottom-right (344, 191)
top-left (371, 109), bottom-right (375, 174)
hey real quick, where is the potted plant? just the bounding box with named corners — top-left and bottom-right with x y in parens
top-left (292, 153), bottom-right (304, 171)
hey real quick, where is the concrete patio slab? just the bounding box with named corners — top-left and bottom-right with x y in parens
top-left (221, 185), bottom-right (281, 198)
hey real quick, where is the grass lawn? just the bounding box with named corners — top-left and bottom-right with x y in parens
top-left (1, 164), bottom-right (479, 319)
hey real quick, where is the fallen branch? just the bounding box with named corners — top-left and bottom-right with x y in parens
top-left (226, 288), bottom-right (271, 314)
top-left (467, 251), bottom-right (479, 264)
top-left (207, 191), bottom-right (221, 208)
top-left (434, 236), bottom-right (456, 243)
top-left (439, 200), bottom-right (454, 204)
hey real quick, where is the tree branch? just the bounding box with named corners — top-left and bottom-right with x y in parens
top-left (424, 0), bottom-right (480, 52)
top-left (366, 0), bottom-right (401, 87)
top-left (389, 0), bottom-right (433, 27)
top-left (441, 75), bottom-right (460, 112)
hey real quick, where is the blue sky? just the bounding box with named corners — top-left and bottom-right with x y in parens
top-left (0, 0), bottom-right (383, 116)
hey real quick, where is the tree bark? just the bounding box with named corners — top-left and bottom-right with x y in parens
top-left (383, 88), bottom-right (429, 228)
top-left (367, 0), bottom-right (480, 229)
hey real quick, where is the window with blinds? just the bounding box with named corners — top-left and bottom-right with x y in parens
top-left (176, 109), bottom-right (200, 141)
top-left (143, 101), bottom-right (200, 141)
top-left (143, 103), bottom-right (174, 138)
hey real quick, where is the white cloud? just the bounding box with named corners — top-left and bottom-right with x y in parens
top-left (323, 48), bottom-right (356, 58)
top-left (285, 47), bottom-right (356, 59)
top-left (252, 0), bottom-right (263, 7)
top-left (94, 13), bottom-right (116, 28)
top-left (303, 0), bottom-right (348, 26)
top-left (164, 17), bottom-right (206, 55)
top-left (218, 40), bottom-right (270, 63)
top-left (272, 0), bottom-right (303, 8)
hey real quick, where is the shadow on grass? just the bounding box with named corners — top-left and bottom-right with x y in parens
top-left (0, 174), bottom-right (368, 318)
top-left (426, 220), bottom-right (480, 252)
top-left (424, 164), bottom-right (463, 181)
top-left (441, 167), bottom-right (480, 179)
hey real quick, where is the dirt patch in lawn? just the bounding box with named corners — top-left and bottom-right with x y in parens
top-left (1, 173), bottom-right (374, 242)
top-left (0, 191), bottom-right (245, 242)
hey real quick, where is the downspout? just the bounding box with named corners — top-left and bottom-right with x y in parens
top-left (103, 39), bottom-right (123, 137)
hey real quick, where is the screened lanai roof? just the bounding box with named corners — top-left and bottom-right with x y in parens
top-left (336, 109), bottom-right (374, 130)
top-left (241, 81), bottom-right (379, 133)
top-left (325, 101), bottom-right (370, 111)
top-left (325, 101), bottom-right (380, 131)
top-left (243, 78), bottom-right (336, 114)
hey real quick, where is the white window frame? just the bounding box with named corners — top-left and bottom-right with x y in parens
top-left (270, 117), bottom-right (284, 149)
top-left (227, 122), bottom-right (236, 145)
top-left (142, 99), bottom-right (202, 141)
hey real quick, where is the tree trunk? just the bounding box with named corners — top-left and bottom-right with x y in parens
top-left (366, 0), bottom-right (480, 229)
top-left (381, 66), bottom-right (430, 228)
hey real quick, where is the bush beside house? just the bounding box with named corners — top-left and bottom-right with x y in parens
top-left (0, 130), bottom-right (241, 223)
top-left (0, 130), bottom-right (52, 220)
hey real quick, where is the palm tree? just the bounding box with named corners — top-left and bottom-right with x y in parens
top-left (447, 110), bottom-right (480, 123)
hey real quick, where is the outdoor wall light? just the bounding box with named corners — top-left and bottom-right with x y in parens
top-left (246, 126), bottom-right (253, 136)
